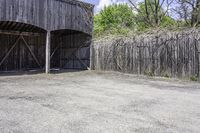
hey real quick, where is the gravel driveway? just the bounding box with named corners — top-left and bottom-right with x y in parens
top-left (0, 71), bottom-right (199, 133)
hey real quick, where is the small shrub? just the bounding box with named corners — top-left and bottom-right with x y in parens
top-left (190, 75), bottom-right (198, 81)
top-left (164, 73), bottom-right (170, 78)
top-left (144, 71), bottom-right (154, 77)
top-left (149, 72), bottom-right (155, 77)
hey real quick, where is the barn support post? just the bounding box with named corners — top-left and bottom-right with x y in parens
top-left (45, 31), bottom-right (51, 74)
top-left (0, 0), bottom-right (94, 72)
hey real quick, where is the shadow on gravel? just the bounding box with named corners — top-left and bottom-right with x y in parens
top-left (50, 69), bottom-right (87, 74)
top-left (0, 69), bottom-right (44, 77)
top-left (0, 69), bottom-right (87, 77)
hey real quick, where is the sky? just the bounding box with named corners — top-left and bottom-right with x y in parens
top-left (83, 0), bottom-right (176, 18)
top-left (83, 0), bottom-right (127, 13)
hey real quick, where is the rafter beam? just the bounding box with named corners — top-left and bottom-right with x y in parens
top-left (0, 30), bottom-right (45, 36)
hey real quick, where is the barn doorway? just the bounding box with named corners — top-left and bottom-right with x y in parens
top-left (0, 21), bottom-right (46, 72)
top-left (50, 30), bottom-right (91, 70)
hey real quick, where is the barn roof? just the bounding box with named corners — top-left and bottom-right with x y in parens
top-left (58, 0), bottom-right (95, 9)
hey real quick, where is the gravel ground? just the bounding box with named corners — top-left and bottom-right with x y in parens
top-left (0, 70), bottom-right (199, 133)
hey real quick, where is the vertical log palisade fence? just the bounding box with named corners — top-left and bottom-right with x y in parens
top-left (91, 29), bottom-right (200, 79)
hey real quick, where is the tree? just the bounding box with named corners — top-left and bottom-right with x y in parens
top-left (134, 2), bottom-right (176, 30)
top-left (94, 4), bottom-right (136, 37)
top-left (128, 0), bottom-right (174, 27)
top-left (174, 0), bottom-right (200, 26)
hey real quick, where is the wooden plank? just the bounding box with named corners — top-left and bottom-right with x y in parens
top-left (0, 30), bottom-right (44, 36)
top-left (0, 0), bottom-right (94, 35)
top-left (50, 41), bottom-right (62, 59)
top-left (45, 31), bottom-right (51, 73)
top-left (21, 35), bottom-right (42, 68)
top-left (91, 30), bottom-right (200, 79)
top-left (0, 36), bottom-right (21, 67)
top-left (0, 0), bottom-right (94, 72)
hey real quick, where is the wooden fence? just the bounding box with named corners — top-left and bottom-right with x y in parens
top-left (91, 30), bottom-right (200, 79)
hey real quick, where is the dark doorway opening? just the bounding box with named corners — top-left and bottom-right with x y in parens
top-left (0, 21), bottom-right (46, 72)
top-left (51, 30), bottom-right (91, 70)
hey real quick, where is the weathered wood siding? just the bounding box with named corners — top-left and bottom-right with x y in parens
top-left (91, 30), bottom-right (200, 79)
top-left (0, 0), bottom-right (94, 35)
top-left (0, 0), bottom-right (93, 72)
top-left (0, 34), bottom-right (46, 71)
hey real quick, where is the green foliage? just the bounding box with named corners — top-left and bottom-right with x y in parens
top-left (135, 2), bottom-right (151, 30)
top-left (160, 16), bottom-right (177, 28)
top-left (136, 2), bottom-right (177, 31)
top-left (144, 71), bottom-right (155, 77)
top-left (190, 75), bottom-right (198, 81)
top-left (93, 3), bottom-right (178, 37)
top-left (94, 4), bottom-right (136, 37)
top-left (163, 73), bottom-right (170, 78)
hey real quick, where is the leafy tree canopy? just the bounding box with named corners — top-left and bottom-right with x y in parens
top-left (94, 4), bottom-right (136, 37)
top-left (136, 2), bottom-right (177, 30)
top-left (93, 3), bottom-right (177, 37)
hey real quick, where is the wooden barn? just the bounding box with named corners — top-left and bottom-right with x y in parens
top-left (0, 0), bottom-right (94, 73)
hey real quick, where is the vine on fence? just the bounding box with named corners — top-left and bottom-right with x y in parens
top-left (91, 29), bottom-right (200, 79)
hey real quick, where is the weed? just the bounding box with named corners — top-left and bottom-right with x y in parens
top-left (190, 75), bottom-right (198, 81)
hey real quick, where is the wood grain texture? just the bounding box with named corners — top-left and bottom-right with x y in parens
top-left (0, 0), bottom-right (94, 35)
top-left (0, 0), bottom-right (93, 72)
top-left (0, 33), bottom-right (46, 71)
top-left (51, 31), bottom-right (91, 70)
top-left (91, 30), bottom-right (200, 79)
